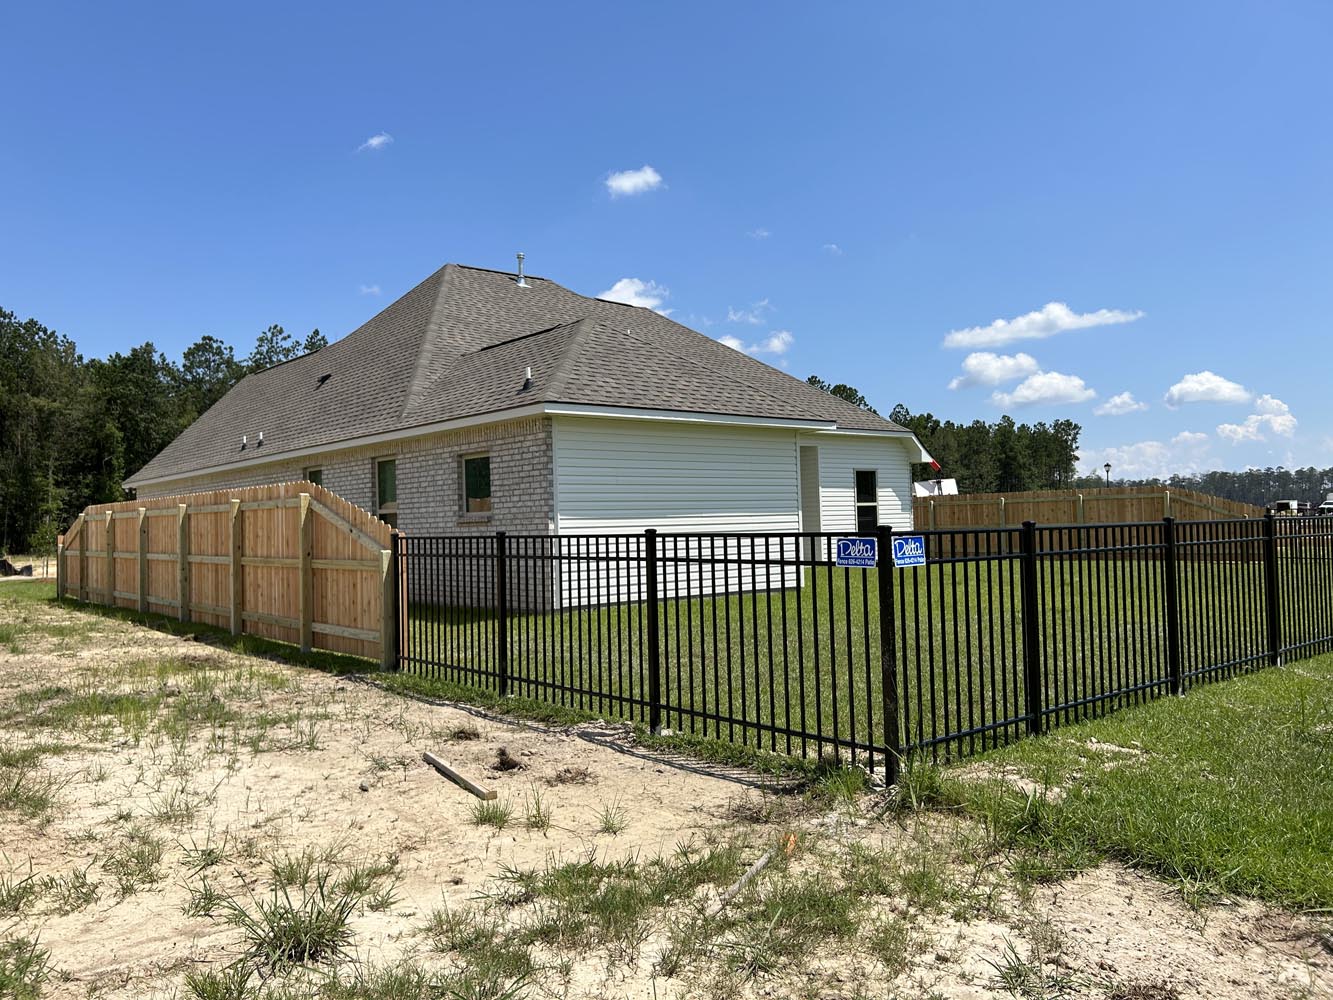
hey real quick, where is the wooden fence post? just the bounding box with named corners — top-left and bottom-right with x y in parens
top-left (56, 538), bottom-right (65, 600)
top-left (137, 507), bottom-right (148, 613)
top-left (299, 493), bottom-right (313, 653)
top-left (177, 504), bottom-right (191, 623)
top-left (77, 514), bottom-right (88, 602)
top-left (104, 510), bottom-right (114, 605)
top-left (1163, 490), bottom-right (1172, 519)
top-left (229, 499), bottom-right (243, 636)
top-left (1076, 493), bottom-right (1085, 524)
top-left (379, 543), bottom-right (397, 670)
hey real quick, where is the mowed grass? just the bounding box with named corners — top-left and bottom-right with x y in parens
top-left (405, 550), bottom-right (1319, 765)
top-left (951, 651), bottom-right (1333, 909)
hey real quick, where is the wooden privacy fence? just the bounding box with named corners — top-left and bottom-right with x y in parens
top-left (915, 485), bottom-right (1264, 532)
top-left (56, 482), bottom-right (398, 666)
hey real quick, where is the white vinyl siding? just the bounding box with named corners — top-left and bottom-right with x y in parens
top-left (553, 416), bottom-right (802, 604)
top-left (801, 433), bottom-right (914, 534)
top-left (554, 417), bottom-right (801, 534)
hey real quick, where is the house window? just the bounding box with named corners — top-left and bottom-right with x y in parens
top-left (376, 458), bottom-right (398, 527)
top-left (855, 470), bottom-right (878, 534)
top-left (305, 468), bottom-right (323, 487)
top-left (462, 455), bottom-right (491, 514)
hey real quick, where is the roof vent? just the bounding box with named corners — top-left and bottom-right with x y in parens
top-left (317, 373), bottom-right (331, 388)
top-left (241, 434), bottom-right (247, 450)
top-left (257, 431), bottom-right (264, 446)
top-left (515, 252), bottom-right (529, 289)
top-left (522, 365), bottom-right (533, 392)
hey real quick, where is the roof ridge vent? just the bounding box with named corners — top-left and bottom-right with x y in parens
top-left (515, 252), bottom-right (530, 289)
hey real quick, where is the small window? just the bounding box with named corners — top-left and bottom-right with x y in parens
top-left (854, 470), bottom-right (878, 534)
top-left (305, 468), bottom-right (323, 487)
top-left (463, 455), bottom-right (491, 514)
top-left (376, 458), bottom-right (398, 527)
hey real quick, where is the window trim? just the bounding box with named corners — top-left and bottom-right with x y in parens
top-left (853, 468), bottom-right (878, 534)
top-left (375, 457), bottom-right (398, 527)
top-left (304, 467), bottom-right (323, 487)
top-left (460, 452), bottom-right (492, 518)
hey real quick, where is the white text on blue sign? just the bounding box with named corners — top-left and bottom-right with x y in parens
top-left (834, 537), bottom-right (878, 568)
top-left (892, 535), bottom-right (927, 568)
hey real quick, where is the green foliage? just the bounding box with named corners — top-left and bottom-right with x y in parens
top-left (805, 375), bottom-right (879, 414)
top-left (1081, 465), bottom-right (1333, 509)
top-left (0, 935), bottom-right (52, 1000)
top-left (952, 653), bottom-right (1333, 908)
top-left (889, 404), bottom-right (1082, 492)
top-left (0, 307), bottom-right (313, 553)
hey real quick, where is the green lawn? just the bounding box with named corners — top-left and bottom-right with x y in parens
top-left (948, 651), bottom-right (1333, 909)
top-left (404, 552), bottom-right (1317, 770)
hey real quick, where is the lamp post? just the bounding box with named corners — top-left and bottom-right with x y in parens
top-left (1103, 462), bottom-right (1112, 487)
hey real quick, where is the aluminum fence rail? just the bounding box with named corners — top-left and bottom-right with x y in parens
top-left (396, 515), bottom-right (1333, 782)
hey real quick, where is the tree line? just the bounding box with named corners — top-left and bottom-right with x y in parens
top-left (806, 379), bottom-right (1083, 493)
top-left (0, 307), bottom-right (324, 554)
top-left (1072, 468), bottom-right (1333, 509)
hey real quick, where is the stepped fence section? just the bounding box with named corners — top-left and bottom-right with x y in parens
top-left (58, 481), bottom-right (398, 665)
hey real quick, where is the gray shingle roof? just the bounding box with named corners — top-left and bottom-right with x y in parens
top-left (127, 263), bottom-right (911, 486)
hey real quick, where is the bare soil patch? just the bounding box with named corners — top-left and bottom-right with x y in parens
top-left (0, 597), bottom-right (1328, 999)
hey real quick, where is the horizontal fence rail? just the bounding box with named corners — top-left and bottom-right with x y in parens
top-left (397, 515), bottom-right (1333, 780)
top-left (58, 482), bottom-right (399, 665)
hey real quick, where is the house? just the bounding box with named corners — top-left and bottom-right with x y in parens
top-left (126, 261), bottom-right (931, 603)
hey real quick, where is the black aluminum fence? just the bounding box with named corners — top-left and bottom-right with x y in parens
top-left (396, 515), bottom-right (1333, 781)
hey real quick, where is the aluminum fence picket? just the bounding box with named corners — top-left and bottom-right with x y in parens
top-left (397, 513), bottom-right (1333, 780)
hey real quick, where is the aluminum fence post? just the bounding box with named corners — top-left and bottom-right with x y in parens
top-left (1019, 520), bottom-right (1044, 736)
top-left (875, 525), bottom-right (901, 786)
top-left (1263, 512), bottom-right (1282, 667)
top-left (1162, 517), bottom-right (1184, 695)
top-left (495, 531), bottom-right (509, 696)
top-left (645, 528), bottom-right (663, 733)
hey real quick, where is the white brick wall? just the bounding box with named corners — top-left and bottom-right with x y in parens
top-left (136, 417), bottom-right (556, 538)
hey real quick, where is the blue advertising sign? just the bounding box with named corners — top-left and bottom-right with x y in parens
top-left (891, 535), bottom-right (927, 568)
top-left (834, 536), bottom-right (878, 568)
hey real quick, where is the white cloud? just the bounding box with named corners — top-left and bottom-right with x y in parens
top-left (1217, 395), bottom-right (1297, 443)
top-left (726, 298), bottom-right (773, 325)
top-left (822, 243), bottom-right (843, 256)
top-left (991, 371), bottom-right (1096, 408)
top-left (947, 352), bottom-right (1039, 390)
top-left (1094, 391), bottom-right (1149, 417)
top-left (942, 301), bottom-right (1144, 349)
top-left (359, 284), bottom-right (381, 296)
top-left (718, 329), bottom-right (794, 357)
top-left (748, 228), bottom-right (770, 240)
top-left (605, 165), bottom-right (663, 198)
top-left (356, 132), bottom-right (393, 152)
top-left (597, 277), bottom-right (671, 314)
top-left (1079, 432), bottom-right (1213, 480)
top-left (1163, 370), bottom-right (1251, 407)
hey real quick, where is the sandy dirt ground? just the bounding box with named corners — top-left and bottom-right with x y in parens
top-left (0, 596), bottom-right (1329, 1000)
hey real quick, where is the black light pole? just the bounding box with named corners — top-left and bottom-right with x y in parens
top-left (1103, 462), bottom-right (1112, 487)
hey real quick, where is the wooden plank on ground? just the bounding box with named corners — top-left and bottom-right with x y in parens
top-left (422, 751), bottom-right (496, 800)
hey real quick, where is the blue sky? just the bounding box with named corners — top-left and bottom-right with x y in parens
top-left (3, 3), bottom-right (1331, 479)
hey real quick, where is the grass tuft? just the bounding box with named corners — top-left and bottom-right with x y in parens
top-left (0, 935), bottom-right (52, 1000)
top-left (471, 799), bottom-right (513, 831)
